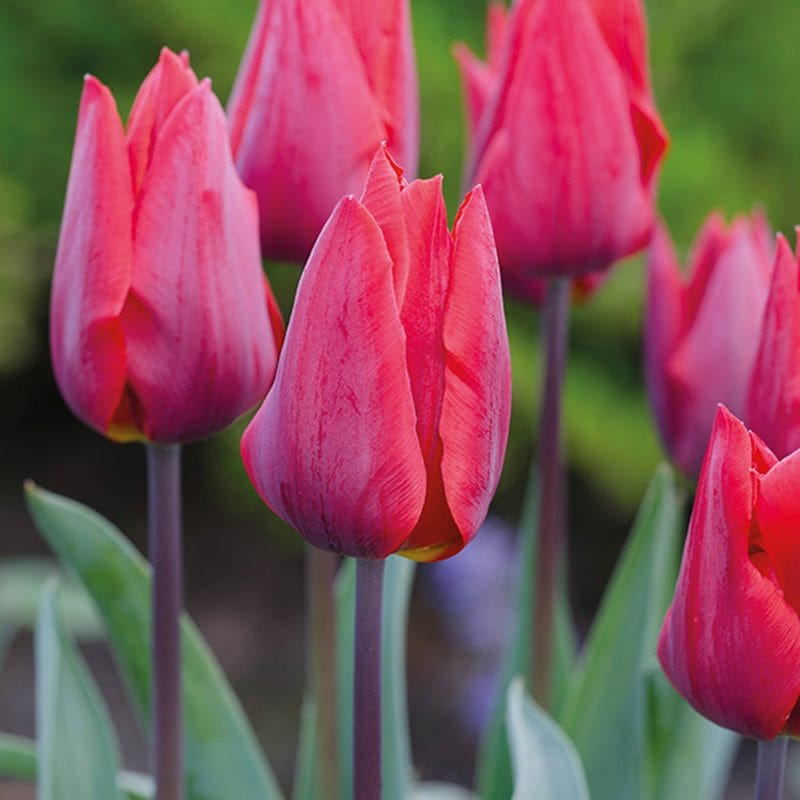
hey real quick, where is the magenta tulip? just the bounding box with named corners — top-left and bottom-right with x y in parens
top-left (645, 212), bottom-right (772, 477)
top-left (241, 147), bottom-right (512, 561)
top-left (658, 405), bottom-right (800, 740)
top-left (748, 233), bottom-right (800, 459)
top-left (51, 48), bottom-right (283, 444)
top-left (456, 0), bottom-right (667, 279)
top-left (227, 0), bottom-right (419, 264)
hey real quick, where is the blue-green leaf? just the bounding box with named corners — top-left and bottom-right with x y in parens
top-left (558, 464), bottom-right (684, 800)
top-left (507, 678), bottom-right (590, 800)
top-left (36, 580), bottom-right (125, 800)
top-left (25, 483), bottom-right (284, 800)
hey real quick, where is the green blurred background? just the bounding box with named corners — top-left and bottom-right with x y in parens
top-left (0, 0), bottom-right (799, 793)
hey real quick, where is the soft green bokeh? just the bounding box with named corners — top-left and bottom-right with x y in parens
top-left (2, 0), bottom-right (798, 521)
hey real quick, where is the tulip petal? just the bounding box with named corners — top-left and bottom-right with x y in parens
top-left (756, 449), bottom-right (800, 618)
top-left (394, 177), bottom-right (462, 559)
top-left (123, 83), bottom-right (277, 443)
top-left (453, 43), bottom-right (495, 139)
top-left (666, 221), bottom-right (771, 474)
top-left (473, 0), bottom-right (653, 275)
top-left (359, 145), bottom-right (410, 304)
top-left (747, 236), bottom-right (800, 458)
top-left (126, 48), bottom-right (198, 195)
top-left (242, 197), bottom-right (426, 558)
top-left (227, 0), bottom-right (387, 262)
top-left (658, 406), bottom-right (800, 740)
top-left (50, 76), bottom-right (133, 436)
top-left (334, 0), bottom-right (419, 176)
top-left (439, 186), bottom-right (511, 550)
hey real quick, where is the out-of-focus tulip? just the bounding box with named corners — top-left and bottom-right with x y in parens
top-left (645, 212), bottom-right (772, 478)
top-left (658, 405), bottom-right (800, 740)
top-left (51, 48), bottom-right (283, 444)
top-left (748, 233), bottom-right (800, 459)
top-left (227, 0), bottom-right (419, 264)
top-left (456, 0), bottom-right (667, 280)
top-left (241, 147), bottom-right (511, 561)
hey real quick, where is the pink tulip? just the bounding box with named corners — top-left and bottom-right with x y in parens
top-left (645, 212), bottom-right (772, 478)
top-left (456, 0), bottom-right (667, 279)
top-left (228, 0), bottom-right (419, 264)
top-left (658, 405), bottom-right (800, 740)
top-left (51, 48), bottom-right (283, 444)
top-left (241, 147), bottom-right (512, 561)
top-left (748, 233), bottom-right (800, 459)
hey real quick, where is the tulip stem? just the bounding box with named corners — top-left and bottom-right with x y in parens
top-left (755, 738), bottom-right (788, 800)
top-left (531, 277), bottom-right (571, 710)
top-left (307, 546), bottom-right (340, 799)
top-left (146, 443), bottom-right (184, 800)
top-left (353, 558), bottom-right (385, 800)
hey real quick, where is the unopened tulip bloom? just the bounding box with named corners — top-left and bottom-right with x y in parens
top-left (242, 147), bottom-right (511, 561)
top-left (51, 48), bottom-right (283, 444)
top-left (645, 213), bottom-right (772, 478)
top-left (658, 405), bottom-right (800, 739)
top-left (457, 0), bottom-right (667, 279)
top-left (748, 233), bottom-right (800, 459)
top-left (228, 0), bottom-right (419, 264)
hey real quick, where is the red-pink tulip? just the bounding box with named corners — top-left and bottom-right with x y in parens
top-left (241, 147), bottom-right (512, 561)
top-left (228, 0), bottom-right (419, 264)
top-left (645, 213), bottom-right (772, 478)
top-left (51, 48), bottom-right (283, 444)
top-left (658, 405), bottom-right (800, 740)
top-left (456, 0), bottom-right (667, 279)
top-left (748, 233), bottom-right (800, 459)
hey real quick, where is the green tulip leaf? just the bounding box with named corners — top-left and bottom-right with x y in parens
top-left (558, 464), bottom-right (685, 800)
top-left (25, 482), bottom-right (284, 800)
top-left (0, 733), bottom-right (37, 781)
top-left (645, 662), bottom-right (738, 800)
top-left (411, 783), bottom-right (479, 799)
top-left (334, 555), bottom-right (415, 800)
top-left (507, 678), bottom-right (590, 800)
top-left (0, 732), bottom-right (155, 800)
top-left (36, 580), bottom-right (125, 800)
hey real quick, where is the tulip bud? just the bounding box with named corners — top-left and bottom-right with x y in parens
top-left (50, 48), bottom-right (283, 444)
top-left (227, 0), bottom-right (419, 264)
top-left (658, 405), bottom-right (800, 740)
top-left (241, 147), bottom-right (512, 561)
top-left (747, 233), bottom-right (800, 459)
top-left (644, 213), bottom-right (773, 478)
top-left (456, 0), bottom-right (667, 280)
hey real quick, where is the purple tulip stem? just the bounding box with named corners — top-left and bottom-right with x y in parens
top-left (531, 277), bottom-right (571, 710)
top-left (353, 557), bottom-right (386, 800)
top-left (147, 443), bottom-right (184, 800)
top-left (307, 546), bottom-right (340, 799)
top-left (755, 738), bottom-right (788, 800)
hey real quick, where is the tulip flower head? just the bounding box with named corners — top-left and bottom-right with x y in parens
top-left (51, 48), bottom-right (283, 444)
top-left (228, 0), bottom-right (419, 264)
top-left (456, 0), bottom-right (667, 280)
top-left (241, 146), bottom-right (512, 561)
top-left (644, 212), bottom-right (773, 478)
top-left (748, 233), bottom-right (800, 459)
top-left (658, 406), bottom-right (800, 740)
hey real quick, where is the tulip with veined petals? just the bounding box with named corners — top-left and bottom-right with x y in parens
top-left (50, 48), bottom-right (283, 445)
top-left (658, 405), bottom-right (800, 740)
top-left (645, 212), bottom-right (773, 478)
top-left (241, 147), bottom-right (511, 561)
top-left (747, 233), bottom-right (800, 459)
top-left (228, 0), bottom-right (419, 264)
top-left (456, 0), bottom-right (667, 279)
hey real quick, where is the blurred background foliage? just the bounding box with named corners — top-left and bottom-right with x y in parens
top-left (1, 0), bottom-right (799, 789)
